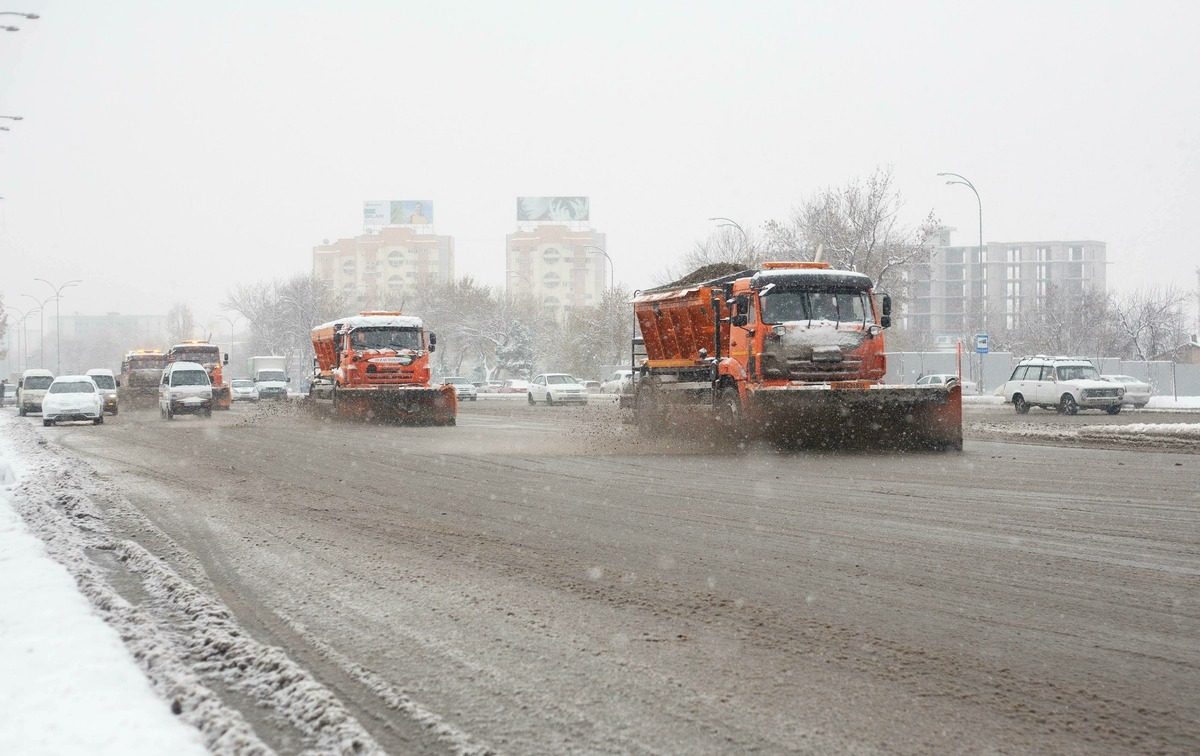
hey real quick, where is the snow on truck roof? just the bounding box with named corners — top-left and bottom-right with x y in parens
top-left (634, 266), bottom-right (874, 302)
top-left (314, 314), bottom-right (424, 331)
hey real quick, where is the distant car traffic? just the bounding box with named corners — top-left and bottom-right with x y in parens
top-left (582, 380), bottom-right (602, 394)
top-left (600, 369), bottom-right (633, 394)
top-left (500, 379), bottom-right (530, 394)
top-left (915, 373), bottom-right (978, 394)
top-left (439, 376), bottom-right (478, 401)
top-left (231, 378), bottom-right (259, 402)
top-left (1102, 374), bottom-right (1152, 408)
top-left (41, 375), bottom-right (105, 426)
top-left (528, 373), bottom-right (588, 405)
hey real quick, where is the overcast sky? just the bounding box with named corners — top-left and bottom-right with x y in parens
top-left (2, 0), bottom-right (1197, 328)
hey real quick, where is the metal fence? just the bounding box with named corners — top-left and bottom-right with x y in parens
top-left (885, 351), bottom-right (1200, 397)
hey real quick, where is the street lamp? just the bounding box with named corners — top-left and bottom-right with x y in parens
top-left (937, 172), bottom-right (983, 264)
top-left (213, 314), bottom-right (241, 367)
top-left (0, 11), bottom-right (39, 18)
top-left (0, 115), bottom-right (22, 121)
top-left (35, 278), bottom-right (81, 374)
top-left (581, 245), bottom-right (614, 292)
top-left (708, 216), bottom-right (751, 260)
top-left (6, 304), bottom-right (37, 373)
top-left (21, 293), bottom-right (52, 368)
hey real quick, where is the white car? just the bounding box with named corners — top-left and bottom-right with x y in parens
top-left (17, 368), bottom-right (55, 416)
top-left (86, 368), bottom-right (120, 415)
top-left (528, 373), bottom-right (589, 405)
top-left (231, 378), bottom-right (259, 402)
top-left (1001, 357), bottom-right (1123, 415)
top-left (915, 373), bottom-right (979, 394)
top-left (1102, 374), bottom-right (1152, 408)
top-left (601, 369), bottom-right (634, 394)
top-left (439, 376), bottom-right (478, 401)
top-left (41, 375), bottom-right (105, 426)
top-left (159, 361), bottom-right (214, 419)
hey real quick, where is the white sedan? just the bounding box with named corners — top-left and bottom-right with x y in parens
top-left (915, 373), bottom-right (979, 394)
top-left (527, 374), bottom-right (589, 405)
top-left (41, 375), bottom-right (105, 426)
top-left (1102, 374), bottom-right (1152, 408)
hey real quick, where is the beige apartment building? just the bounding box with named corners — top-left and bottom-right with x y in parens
top-left (505, 224), bottom-right (608, 316)
top-left (312, 227), bottom-right (454, 310)
top-left (907, 229), bottom-right (1107, 345)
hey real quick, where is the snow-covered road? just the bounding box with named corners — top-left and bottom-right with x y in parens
top-left (3, 400), bottom-right (1199, 754)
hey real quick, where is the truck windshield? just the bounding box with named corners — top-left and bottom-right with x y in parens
top-left (350, 328), bottom-right (422, 351)
top-left (760, 289), bottom-right (870, 325)
top-left (256, 370), bottom-right (287, 382)
top-left (128, 357), bottom-right (166, 370)
top-left (172, 349), bottom-right (219, 364)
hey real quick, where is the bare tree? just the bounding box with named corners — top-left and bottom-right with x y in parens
top-left (165, 302), bottom-right (196, 344)
top-left (1110, 286), bottom-right (1190, 360)
top-left (225, 275), bottom-right (344, 379)
top-left (0, 294), bottom-right (8, 361)
top-left (760, 166), bottom-right (940, 292)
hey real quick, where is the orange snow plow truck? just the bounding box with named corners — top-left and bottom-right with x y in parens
top-left (308, 311), bottom-right (456, 425)
top-left (628, 262), bottom-right (962, 449)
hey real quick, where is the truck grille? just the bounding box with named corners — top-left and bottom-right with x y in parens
top-left (783, 358), bottom-right (865, 382)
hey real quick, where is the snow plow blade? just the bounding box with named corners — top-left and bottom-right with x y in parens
top-left (747, 382), bottom-right (963, 450)
top-left (329, 385), bottom-right (457, 425)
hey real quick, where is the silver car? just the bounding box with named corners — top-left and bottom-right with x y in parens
top-left (528, 373), bottom-right (588, 405)
top-left (440, 376), bottom-right (478, 401)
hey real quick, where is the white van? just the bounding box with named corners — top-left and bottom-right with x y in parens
top-left (17, 368), bottom-right (55, 416)
top-left (85, 368), bottom-right (120, 415)
top-left (159, 361), bottom-right (213, 420)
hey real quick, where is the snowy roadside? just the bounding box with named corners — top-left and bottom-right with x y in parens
top-left (0, 415), bottom-right (388, 755)
top-left (965, 394), bottom-right (1200, 411)
top-left (969, 420), bottom-right (1200, 451)
top-left (0, 429), bottom-right (207, 755)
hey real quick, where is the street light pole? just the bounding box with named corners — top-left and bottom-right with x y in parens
top-left (937, 172), bottom-right (982, 263)
top-left (22, 293), bottom-right (51, 368)
top-left (581, 245), bottom-right (614, 293)
top-left (707, 216), bottom-right (750, 259)
top-left (7, 304), bottom-right (34, 374)
top-left (35, 278), bottom-right (81, 374)
top-left (213, 314), bottom-right (240, 368)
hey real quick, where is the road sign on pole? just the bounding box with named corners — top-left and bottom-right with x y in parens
top-left (974, 333), bottom-right (989, 354)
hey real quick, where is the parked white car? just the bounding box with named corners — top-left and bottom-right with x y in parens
top-left (601, 369), bottom-right (633, 394)
top-left (528, 373), bottom-right (589, 405)
top-left (1101, 374), bottom-right (1152, 408)
top-left (159, 361), bottom-right (214, 419)
top-left (439, 376), bottom-right (478, 401)
top-left (915, 373), bottom-right (979, 394)
top-left (86, 368), bottom-right (120, 415)
top-left (42, 375), bottom-right (104, 426)
top-left (17, 368), bottom-right (55, 416)
top-left (1001, 357), bottom-right (1124, 415)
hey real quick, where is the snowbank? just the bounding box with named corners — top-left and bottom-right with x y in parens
top-left (0, 433), bottom-right (207, 756)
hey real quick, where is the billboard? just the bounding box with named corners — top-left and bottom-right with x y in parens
top-left (363, 200), bottom-right (434, 227)
top-left (517, 196), bottom-right (589, 222)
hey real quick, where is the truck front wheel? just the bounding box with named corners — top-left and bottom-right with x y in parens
top-left (717, 386), bottom-right (746, 438)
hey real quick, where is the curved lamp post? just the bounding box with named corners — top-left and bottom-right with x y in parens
top-left (7, 303), bottom-right (37, 373)
top-left (581, 245), bottom-right (614, 293)
top-left (937, 172), bottom-right (982, 262)
top-left (212, 314), bottom-right (241, 367)
top-left (35, 278), bottom-right (81, 373)
top-left (22, 293), bottom-right (52, 367)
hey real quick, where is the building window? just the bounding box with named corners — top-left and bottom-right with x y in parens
top-left (1006, 247), bottom-right (1021, 264)
top-left (944, 250), bottom-right (963, 264)
top-left (1069, 246), bottom-right (1084, 261)
top-left (946, 264), bottom-right (965, 280)
top-left (341, 258), bottom-right (356, 275)
top-left (542, 247), bottom-right (561, 264)
top-left (387, 274), bottom-right (403, 290)
top-left (388, 250), bottom-right (404, 267)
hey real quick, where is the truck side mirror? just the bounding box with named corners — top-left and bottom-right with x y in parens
top-left (116, 379), bottom-right (122, 387)
top-left (429, 333), bottom-right (437, 353)
top-left (223, 353), bottom-right (230, 365)
top-left (287, 377), bottom-right (292, 383)
top-left (880, 294), bottom-right (892, 329)
top-left (731, 314), bottom-right (748, 327)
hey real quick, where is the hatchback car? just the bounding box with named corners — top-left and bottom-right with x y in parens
top-left (86, 368), bottom-right (120, 414)
top-left (528, 373), bottom-right (588, 405)
top-left (439, 376), bottom-right (478, 401)
top-left (1102, 374), bottom-right (1152, 408)
top-left (601, 369), bottom-right (633, 394)
top-left (42, 375), bottom-right (105, 426)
